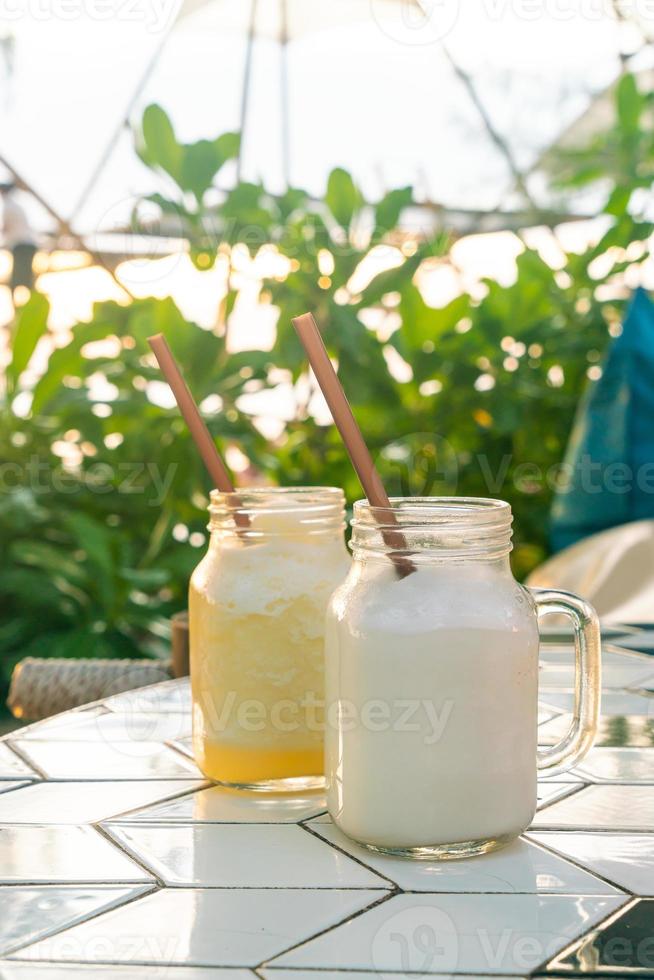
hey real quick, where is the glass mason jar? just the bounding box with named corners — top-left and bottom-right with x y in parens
top-left (325, 497), bottom-right (601, 858)
top-left (190, 486), bottom-right (349, 792)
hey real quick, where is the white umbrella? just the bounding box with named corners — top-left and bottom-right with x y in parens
top-left (0, 0), bottom-right (636, 237)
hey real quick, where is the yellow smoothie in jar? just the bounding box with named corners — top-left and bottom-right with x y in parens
top-left (189, 487), bottom-right (349, 789)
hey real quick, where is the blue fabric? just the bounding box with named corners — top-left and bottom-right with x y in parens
top-left (550, 288), bottom-right (654, 552)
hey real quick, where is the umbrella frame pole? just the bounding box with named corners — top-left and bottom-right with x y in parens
top-left (279, 0), bottom-right (290, 187)
top-left (237, 0), bottom-right (258, 183)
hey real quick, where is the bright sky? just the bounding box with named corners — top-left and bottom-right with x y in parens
top-left (0, 0), bottom-right (644, 235)
top-left (1, 0), bottom-right (653, 377)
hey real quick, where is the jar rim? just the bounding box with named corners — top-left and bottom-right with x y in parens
top-left (209, 485), bottom-right (344, 507)
top-left (353, 496), bottom-right (511, 526)
top-left (351, 496), bottom-right (512, 561)
top-left (208, 486), bottom-right (346, 536)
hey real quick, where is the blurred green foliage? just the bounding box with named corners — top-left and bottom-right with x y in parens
top-left (0, 293), bottom-right (269, 685)
top-left (1, 71), bottom-right (653, 705)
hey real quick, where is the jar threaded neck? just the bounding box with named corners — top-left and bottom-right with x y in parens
top-left (208, 486), bottom-right (346, 537)
top-left (350, 497), bottom-right (513, 563)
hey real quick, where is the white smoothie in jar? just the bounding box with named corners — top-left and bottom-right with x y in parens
top-left (325, 497), bottom-right (540, 856)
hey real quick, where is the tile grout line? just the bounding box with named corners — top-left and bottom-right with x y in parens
top-left (0, 878), bottom-right (151, 887)
top-left (0, 781), bottom-right (38, 797)
top-left (259, 968), bottom-right (599, 976)
top-left (3, 703), bottom-right (113, 741)
top-left (391, 888), bottom-right (634, 896)
top-left (164, 737), bottom-right (196, 763)
top-left (259, 888), bottom-right (398, 970)
top-left (93, 822), bottom-right (165, 886)
top-left (2, 741), bottom-right (46, 780)
top-left (0, 882), bottom-right (396, 891)
top-left (97, 780), bottom-right (211, 823)
top-left (12, 776), bottom-right (207, 783)
top-left (521, 834), bottom-right (635, 895)
top-left (537, 782), bottom-right (585, 809)
top-left (0, 964), bottom-right (529, 976)
top-left (531, 782), bottom-right (589, 815)
top-left (531, 824), bottom-right (654, 833)
top-left (531, 893), bottom-right (639, 975)
top-left (99, 816), bottom-right (397, 891)
top-left (0, 881), bottom-right (642, 896)
top-left (298, 810), bottom-right (328, 823)
top-left (299, 820), bottom-right (400, 890)
top-left (2, 882), bottom-right (159, 958)
top-left (109, 817), bottom-right (329, 826)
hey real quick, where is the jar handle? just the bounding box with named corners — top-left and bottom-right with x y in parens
top-left (532, 588), bottom-right (601, 775)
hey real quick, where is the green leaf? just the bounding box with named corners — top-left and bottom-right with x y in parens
top-left (214, 131), bottom-right (241, 168)
top-left (31, 319), bottom-right (116, 414)
top-left (616, 72), bottom-right (640, 135)
top-left (325, 168), bottom-right (362, 228)
top-left (9, 540), bottom-right (88, 588)
top-left (373, 186), bottom-right (412, 239)
top-left (605, 184), bottom-right (632, 217)
top-left (398, 287), bottom-right (469, 350)
top-left (7, 292), bottom-right (50, 394)
top-left (0, 488), bottom-right (47, 533)
top-left (276, 187), bottom-right (309, 220)
top-left (121, 567), bottom-right (170, 588)
top-left (180, 140), bottom-right (222, 201)
top-left (62, 512), bottom-right (114, 579)
top-left (141, 104), bottom-right (182, 183)
top-left (358, 239), bottom-right (443, 307)
top-left (144, 193), bottom-right (185, 217)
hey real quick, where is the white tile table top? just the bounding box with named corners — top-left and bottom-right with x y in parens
top-left (537, 706), bottom-right (559, 725)
top-left (17, 709), bottom-right (191, 744)
top-left (536, 781), bottom-right (581, 808)
top-left (540, 690), bottom-right (654, 715)
top-left (307, 820), bottom-right (622, 895)
top-left (529, 831), bottom-right (654, 895)
top-left (573, 746), bottom-right (654, 783)
top-left (0, 825), bottom-right (152, 883)
top-left (0, 639), bottom-right (652, 976)
top-left (531, 784), bottom-right (654, 831)
top-left (538, 707), bottom-right (654, 746)
top-left (10, 739), bottom-right (201, 780)
top-left (169, 734), bottom-right (194, 759)
top-left (539, 643), bottom-right (652, 665)
top-left (0, 967), bottom-right (250, 979)
top-left (12, 887), bottom-right (384, 967)
top-left (261, 973), bottom-right (522, 980)
top-left (103, 680), bottom-right (191, 715)
top-left (539, 661), bottom-right (654, 690)
top-left (0, 780), bottom-right (206, 824)
top-left (270, 892), bottom-right (626, 972)
top-left (0, 744), bottom-right (37, 780)
top-left (0, 782), bottom-right (31, 796)
top-left (111, 783), bottom-right (326, 824)
top-left (0, 961), bottom-right (252, 980)
top-left (0, 885), bottom-right (151, 956)
top-left (105, 823), bottom-right (390, 889)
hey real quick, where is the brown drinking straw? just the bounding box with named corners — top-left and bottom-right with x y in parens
top-left (148, 334), bottom-right (249, 528)
top-left (292, 313), bottom-right (414, 577)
